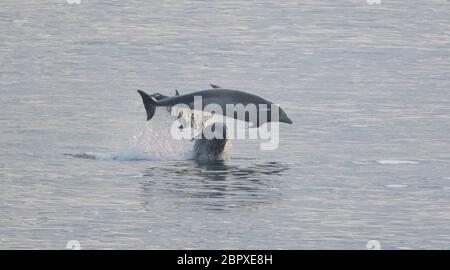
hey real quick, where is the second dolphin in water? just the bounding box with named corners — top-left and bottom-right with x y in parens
top-left (192, 122), bottom-right (229, 161)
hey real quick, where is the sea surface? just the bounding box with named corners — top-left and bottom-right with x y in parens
top-left (1, 0), bottom-right (450, 249)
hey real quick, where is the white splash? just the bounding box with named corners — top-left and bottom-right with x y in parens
top-left (386, 184), bottom-right (408, 188)
top-left (72, 108), bottom-right (193, 161)
top-left (73, 107), bottom-right (230, 161)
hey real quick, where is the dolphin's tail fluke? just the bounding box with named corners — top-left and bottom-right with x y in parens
top-left (137, 90), bottom-right (158, 121)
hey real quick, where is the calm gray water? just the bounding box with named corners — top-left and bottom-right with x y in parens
top-left (1, 0), bottom-right (450, 249)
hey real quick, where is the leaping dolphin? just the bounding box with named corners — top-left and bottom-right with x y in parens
top-left (137, 88), bottom-right (292, 127)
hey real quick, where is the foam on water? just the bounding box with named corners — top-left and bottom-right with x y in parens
top-left (377, 160), bottom-right (419, 165)
top-left (353, 160), bottom-right (420, 165)
top-left (71, 108), bottom-right (196, 161)
top-left (386, 184), bottom-right (409, 188)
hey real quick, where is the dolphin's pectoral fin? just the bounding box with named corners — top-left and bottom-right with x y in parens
top-left (210, 84), bottom-right (222, 89)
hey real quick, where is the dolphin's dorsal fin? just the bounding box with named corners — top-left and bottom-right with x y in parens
top-left (175, 89), bottom-right (180, 95)
top-left (210, 84), bottom-right (222, 89)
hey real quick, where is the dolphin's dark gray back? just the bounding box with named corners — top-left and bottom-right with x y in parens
top-left (150, 89), bottom-right (273, 108)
